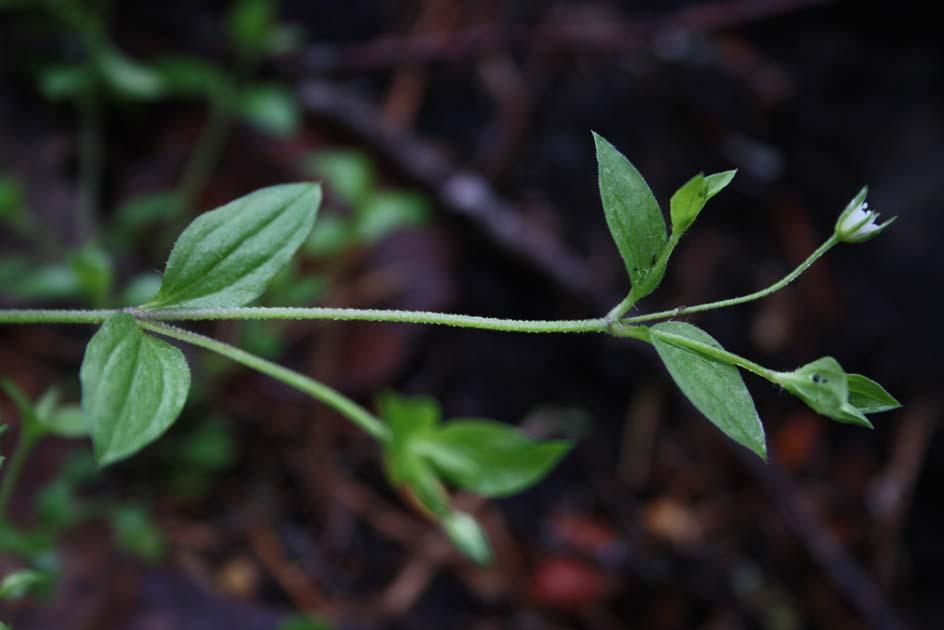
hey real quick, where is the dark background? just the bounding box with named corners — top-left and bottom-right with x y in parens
top-left (1, 1), bottom-right (941, 628)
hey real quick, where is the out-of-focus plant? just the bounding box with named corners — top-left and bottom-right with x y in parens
top-left (0, 133), bottom-right (900, 565)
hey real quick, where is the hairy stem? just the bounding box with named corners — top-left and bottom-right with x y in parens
top-left (138, 321), bottom-right (391, 442)
top-left (648, 328), bottom-right (777, 381)
top-left (621, 235), bottom-right (840, 325)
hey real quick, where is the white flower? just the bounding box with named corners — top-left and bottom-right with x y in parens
top-left (834, 186), bottom-right (895, 243)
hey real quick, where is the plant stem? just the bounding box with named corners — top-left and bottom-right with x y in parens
top-left (606, 232), bottom-right (682, 322)
top-left (621, 235), bottom-right (840, 325)
top-left (139, 308), bottom-right (609, 333)
top-left (0, 429), bottom-right (38, 519)
top-left (648, 328), bottom-right (777, 381)
top-left (138, 321), bottom-right (391, 443)
top-left (0, 309), bottom-right (115, 325)
top-left (0, 235), bottom-right (839, 331)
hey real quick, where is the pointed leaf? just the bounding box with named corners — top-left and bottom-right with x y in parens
top-left (80, 314), bottom-right (190, 465)
top-left (651, 322), bottom-right (766, 458)
top-left (593, 132), bottom-right (667, 291)
top-left (847, 374), bottom-right (901, 414)
top-left (705, 169), bottom-right (737, 200)
top-left (670, 173), bottom-right (707, 233)
top-left (441, 511), bottom-right (493, 565)
top-left (147, 183), bottom-right (320, 309)
top-left (417, 420), bottom-right (571, 497)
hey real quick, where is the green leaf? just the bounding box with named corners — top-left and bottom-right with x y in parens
top-left (304, 150), bottom-right (374, 208)
top-left (670, 173), bottom-right (707, 234)
top-left (847, 374), bottom-right (901, 414)
top-left (228, 0), bottom-right (276, 57)
top-left (109, 504), bottom-right (166, 562)
top-left (0, 379), bottom-right (43, 438)
top-left (0, 569), bottom-right (48, 600)
top-left (592, 132), bottom-right (667, 294)
top-left (355, 191), bottom-right (431, 243)
top-left (97, 49), bottom-right (165, 100)
top-left (147, 183), bottom-right (321, 309)
top-left (416, 420), bottom-right (571, 497)
top-left (80, 314), bottom-right (190, 465)
top-left (153, 56), bottom-right (228, 99)
top-left (378, 393), bottom-right (449, 516)
top-left (773, 357), bottom-right (873, 428)
top-left (37, 64), bottom-right (91, 101)
top-left (39, 405), bottom-right (90, 439)
top-left (69, 245), bottom-right (114, 306)
top-left (651, 322), bottom-right (767, 458)
top-left (238, 84), bottom-right (300, 137)
top-left (277, 614), bottom-right (333, 630)
top-left (441, 511), bottom-right (493, 565)
top-left (705, 169), bottom-right (737, 200)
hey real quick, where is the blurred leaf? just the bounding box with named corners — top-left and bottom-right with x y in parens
top-left (8, 265), bottom-right (83, 302)
top-left (97, 48), bottom-right (165, 100)
top-left (441, 511), bottom-right (493, 565)
top-left (304, 150), bottom-right (374, 208)
top-left (147, 183), bottom-right (321, 309)
top-left (238, 84), bottom-right (300, 137)
top-left (110, 192), bottom-right (179, 243)
top-left (39, 405), bottom-right (90, 439)
top-left (847, 374), bottom-right (901, 414)
top-left (35, 477), bottom-right (88, 532)
top-left (303, 214), bottom-right (355, 257)
top-left (0, 175), bottom-right (28, 231)
top-left (651, 322), bottom-right (767, 458)
top-left (153, 56), bottom-right (227, 99)
top-left (37, 64), bottom-right (91, 101)
top-left (69, 245), bottom-right (113, 306)
top-left (0, 569), bottom-right (48, 600)
top-left (227, 0), bottom-right (276, 57)
top-left (277, 614), bottom-right (333, 630)
top-left (416, 420), bottom-right (570, 497)
top-left (593, 132), bottom-right (667, 297)
top-left (80, 314), bottom-right (191, 465)
top-left (356, 191), bottom-right (431, 243)
top-left (109, 504), bottom-right (165, 562)
top-left (0, 379), bottom-right (43, 438)
top-left (0, 522), bottom-right (56, 565)
top-left (119, 273), bottom-right (163, 307)
top-left (175, 416), bottom-right (236, 472)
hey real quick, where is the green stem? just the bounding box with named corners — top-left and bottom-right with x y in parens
top-left (621, 235), bottom-right (840, 326)
top-left (647, 328), bottom-right (777, 381)
top-left (138, 321), bottom-right (391, 443)
top-left (0, 236), bottom-right (838, 331)
top-left (606, 232), bottom-right (682, 323)
top-left (0, 429), bottom-right (38, 519)
top-left (0, 309), bottom-right (115, 324)
top-left (138, 308), bottom-right (608, 333)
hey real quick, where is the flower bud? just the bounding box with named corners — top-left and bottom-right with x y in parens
top-left (835, 186), bottom-right (895, 243)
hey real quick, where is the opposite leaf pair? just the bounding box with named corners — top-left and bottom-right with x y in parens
top-left (81, 183), bottom-right (321, 464)
top-left (379, 393), bottom-right (571, 563)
